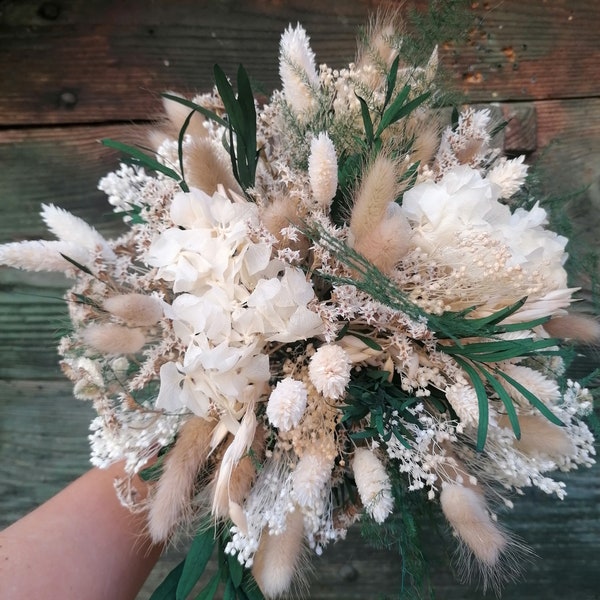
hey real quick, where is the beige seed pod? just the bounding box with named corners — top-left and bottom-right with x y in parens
top-left (543, 313), bottom-right (600, 343)
top-left (103, 293), bottom-right (163, 327)
top-left (498, 414), bottom-right (575, 460)
top-left (82, 323), bottom-right (146, 355)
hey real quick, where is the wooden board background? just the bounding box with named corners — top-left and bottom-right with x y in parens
top-left (1, 1), bottom-right (600, 598)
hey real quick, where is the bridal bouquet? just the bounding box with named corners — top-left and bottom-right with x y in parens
top-left (1, 14), bottom-right (597, 600)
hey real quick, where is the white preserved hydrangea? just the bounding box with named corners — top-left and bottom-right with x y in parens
top-left (401, 165), bottom-right (571, 314)
top-left (267, 377), bottom-right (308, 431)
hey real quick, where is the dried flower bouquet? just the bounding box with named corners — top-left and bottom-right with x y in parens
top-left (1, 14), bottom-right (597, 600)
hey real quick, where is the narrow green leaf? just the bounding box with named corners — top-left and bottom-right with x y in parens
top-left (499, 316), bottom-right (551, 332)
top-left (457, 298), bottom-right (527, 330)
top-left (223, 577), bottom-right (237, 600)
top-left (214, 65), bottom-right (244, 131)
top-left (227, 552), bottom-right (244, 588)
top-left (384, 55), bottom-right (400, 108)
top-left (356, 94), bottom-right (374, 144)
top-left (490, 120), bottom-right (509, 138)
top-left (162, 92), bottom-right (229, 127)
top-left (347, 332), bottom-right (383, 351)
top-left (454, 357), bottom-right (489, 451)
top-left (101, 139), bottom-right (182, 183)
top-left (59, 253), bottom-right (94, 276)
top-left (138, 456), bottom-right (164, 482)
top-left (194, 571), bottom-right (221, 600)
top-left (335, 322), bottom-right (350, 341)
top-left (236, 65), bottom-right (257, 148)
top-left (475, 364), bottom-right (521, 439)
top-left (176, 528), bottom-right (216, 600)
top-left (378, 90), bottom-right (431, 133)
top-left (376, 83), bottom-right (411, 135)
top-left (494, 368), bottom-right (564, 426)
top-left (350, 428), bottom-right (379, 440)
top-left (451, 106), bottom-right (459, 131)
top-left (149, 559), bottom-right (185, 600)
top-left (176, 108), bottom-right (196, 192)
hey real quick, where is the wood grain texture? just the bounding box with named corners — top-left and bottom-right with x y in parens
top-left (0, 1), bottom-right (599, 599)
top-left (1, 1), bottom-right (599, 125)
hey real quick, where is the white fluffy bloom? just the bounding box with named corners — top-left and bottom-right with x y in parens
top-left (279, 23), bottom-right (319, 115)
top-left (267, 378), bottom-right (308, 431)
top-left (308, 344), bottom-right (352, 400)
top-left (487, 156), bottom-right (528, 199)
top-left (41, 203), bottom-right (115, 261)
top-left (352, 448), bottom-right (394, 524)
top-left (308, 132), bottom-right (338, 208)
top-left (446, 383), bottom-right (479, 427)
top-left (292, 451), bottom-right (333, 507)
top-left (0, 240), bottom-right (91, 273)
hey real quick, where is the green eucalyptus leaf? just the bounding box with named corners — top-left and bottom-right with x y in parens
top-left (176, 527), bottom-right (217, 600)
top-left (356, 94), bottom-right (374, 144)
top-left (194, 572), bottom-right (221, 600)
top-left (161, 93), bottom-right (228, 127)
top-left (454, 357), bottom-right (489, 451)
top-left (149, 559), bottom-right (185, 600)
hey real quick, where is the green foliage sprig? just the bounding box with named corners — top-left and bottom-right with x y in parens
top-left (343, 369), bottom-right (422, 448)
top-left (213, 64), bottom-right (259, 194)
top-left (306, 223), bottom-right (566, 450)
top-left (101, 138), bottom-right (190, 193)
top-left (149, 523), bottom-right (264, 600)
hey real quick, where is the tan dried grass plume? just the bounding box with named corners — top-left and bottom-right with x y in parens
top-left (147, 417), bottom-right (215, 543)
top-left (543, 312), bottom-right (600, 343)
top-left (498, 414), bottom-right (575, 460)
top-left (349, 154), bottom-right (411, 273)
top-left (252, 509), bottom-right (307, 599)
top-left (185, 138), bottom-right (243, 196)
top-left (82, 323), bottom-right (146, 355)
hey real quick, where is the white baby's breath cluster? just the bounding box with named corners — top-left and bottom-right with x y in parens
top-left (1, 15), bottom-right (597, 600)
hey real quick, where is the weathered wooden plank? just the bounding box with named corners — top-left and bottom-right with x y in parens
top-left (0, 124), bottom-right (134, 242)
top-left (454, 1), bottom-right (600, 102)
top-left (1, 1), bottom-right (599, 126)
